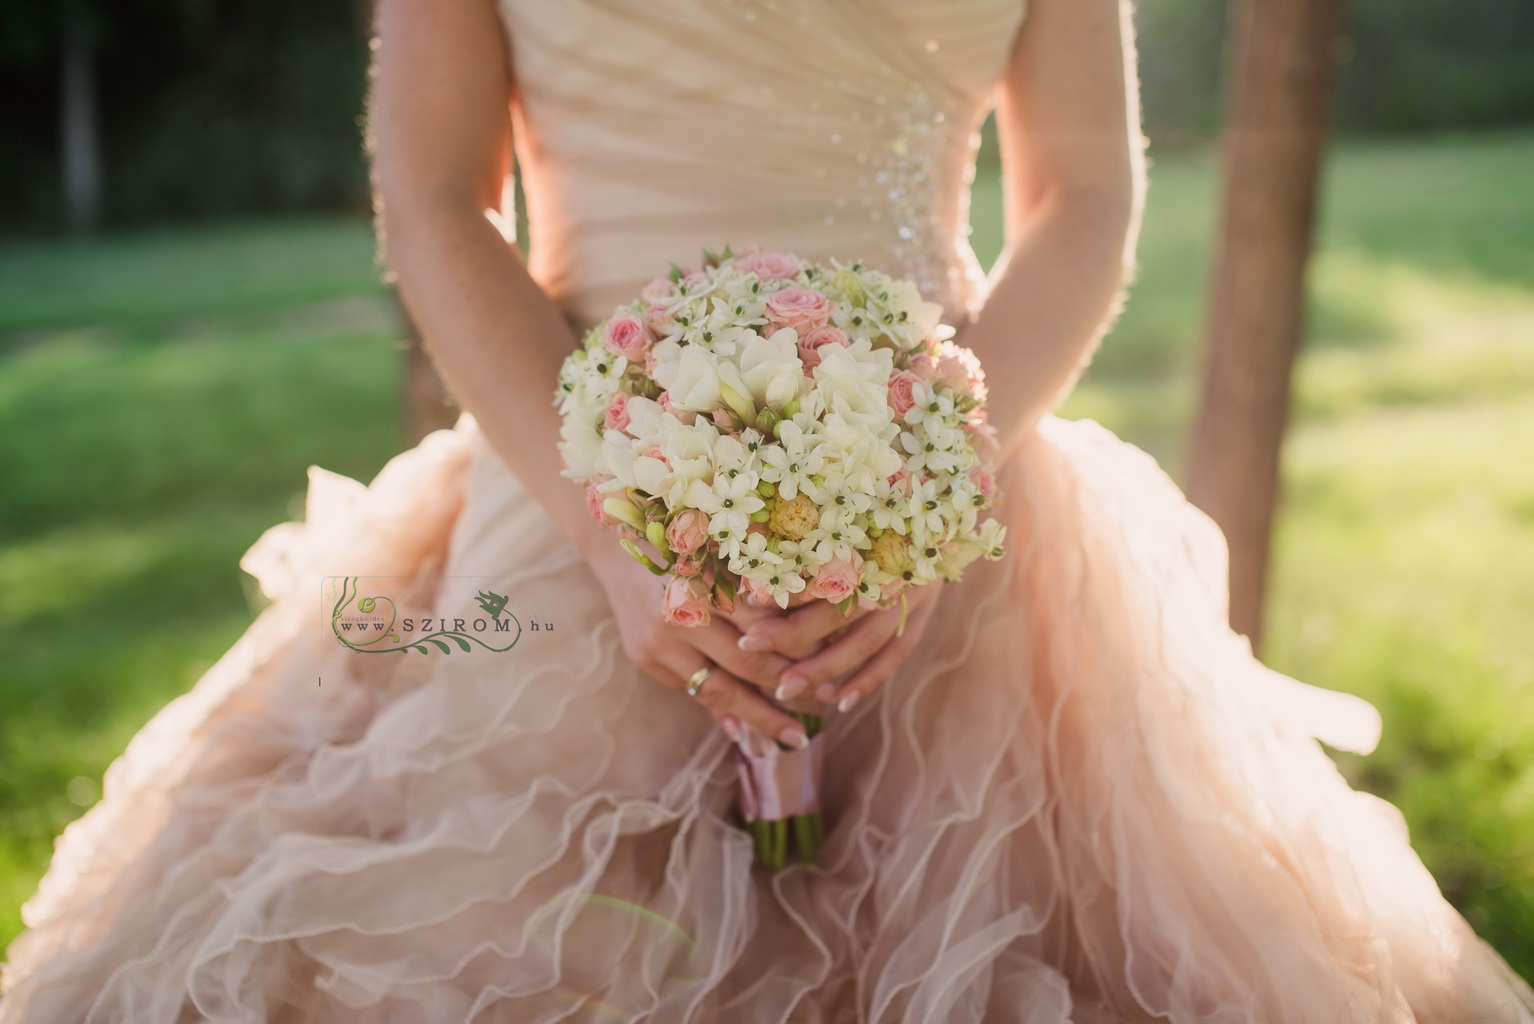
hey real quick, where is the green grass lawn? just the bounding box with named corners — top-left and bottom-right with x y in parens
top-left (2, 130), bottom-right (1532, 980)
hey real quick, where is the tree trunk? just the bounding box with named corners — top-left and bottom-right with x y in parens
top-left (60, 33), bottom-right (102, 234)
top-left (1185, 0), bottom-right (1347, 652)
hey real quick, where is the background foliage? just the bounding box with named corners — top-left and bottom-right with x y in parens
top-left (2, 0), bottom-right (1533, 231)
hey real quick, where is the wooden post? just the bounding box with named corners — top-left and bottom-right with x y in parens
top-left (1185, 0), bottom-right (1347, 651)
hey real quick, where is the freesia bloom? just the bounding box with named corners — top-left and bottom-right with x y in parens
top-left (663, 576), bottom-right (711, 628)
top-left (764, 286), bottom-right (836, 334)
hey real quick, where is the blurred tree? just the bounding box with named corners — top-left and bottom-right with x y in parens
top-left (0, 0), bottom-right (370, 232)
top-left (3, 0), bottom-right (1530, 232)
top-left (1186, 0), bottom-right (1347, 650)
top-left (57, 1), bottom-right (103, 233)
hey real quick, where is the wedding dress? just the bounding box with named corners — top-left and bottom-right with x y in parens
top-left (4, 1), bottom-right (1532, 1021)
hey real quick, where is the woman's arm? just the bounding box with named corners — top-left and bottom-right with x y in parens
top-left (369, 0), bottom-right (588, 557)
top-left (369, 0), bottom-right (810, 747)
top-left (744, 0), bottom-right (1148, 709)
top-left (966, 0), bottom-right (1147, 449)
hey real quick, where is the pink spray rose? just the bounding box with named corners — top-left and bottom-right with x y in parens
top-left (968, 466), bottom-right (998, 502)
top-left (644, 304), bottom-right (673, 336)
top-left (887, 369), bottom-right (922, 416)
top-left (964, 413), bottom-right (1000, 461)
top-left (936, 343), bottom-right (987, 401)
top-left (764, 286), bottom-right (836, 334)
top-left (909, 353), bottom-right (939, 380)
top-left (603, 392), bottom-right (632, 433)
top-left (797, 325), bottom-right (848, 369)
top-left (657, 390), bottom-right (696, 425)
top-left (663, 575), bottom-right (712, 628)
top-left (741, 576), bottom-right (776, 606)
top-left (640, 276), bottom-right (675, 304)
top-left (810, 555), bottom-right (862, 603)
top-left (603, 315), bottom-right (652, 360)
top-left (734, 251), bottom-right (802, 281)
top-left (665, 509), bottom-right (709, 556)
top-left (585, 482), bottom-right (615, 525)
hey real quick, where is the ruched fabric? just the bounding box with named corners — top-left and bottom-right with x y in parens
top-left (4, 416), bottom-right (1531, 1022)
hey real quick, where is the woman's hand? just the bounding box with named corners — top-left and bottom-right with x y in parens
top-left (736, 584), bottom-right (945, 712)
top-left (592, 546), bottom-right (814, 749)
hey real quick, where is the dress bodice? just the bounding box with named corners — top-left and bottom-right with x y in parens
top-left (495, 0), bottom-right (1028, 332)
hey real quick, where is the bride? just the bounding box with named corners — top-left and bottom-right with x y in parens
top-left (4, 0), bottom-right (1532, 1020)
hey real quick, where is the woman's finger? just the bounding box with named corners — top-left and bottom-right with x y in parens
top-left (739, 599), bottom-right (864, 660)
top-left (659, 652), bottom-right (808, 749)
top-left (687, 620), bottom-right (793, 692)
top-left (831, 591), bottom-right (941, 712)
top-left (773, 611), bottom-right (897, 703)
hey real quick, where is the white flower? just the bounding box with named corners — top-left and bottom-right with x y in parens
top-left (727, 531), bottom-right (783, 577)
top-left (654, 421), bottom-right (718, 508)
top-left (653, 347), bottom-right (723, 411)
top-left (716, 327), bottom-right (805, 414)
top-left (899, 421), bottom-right (967, 476)
top-left (906, 477), bottom-right (947, 536)
top-left (758, 420), bottom-right (827, 502)
top-left (811, 341), bottom-right (893, 428)
top-left (808, 511), bottom-right (870, 563)
top-left (558, 417), bottom-right (605, 479)
top-left (903, 381), bottom-right (959, 432)
top-left (711, 430), bottom-right (762, 482)
top-left (869, 486), bottom-right (909, 533)
top-left (945, 476), bottom-right (983, 534)
top-left (685, 474), bottom-right (765, 543)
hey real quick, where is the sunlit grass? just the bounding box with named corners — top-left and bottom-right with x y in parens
top-left (1, 132), bottom-right (1531, 978)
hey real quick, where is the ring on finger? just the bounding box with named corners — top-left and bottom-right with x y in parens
top-left (684, 663), bottom-right (713, 698)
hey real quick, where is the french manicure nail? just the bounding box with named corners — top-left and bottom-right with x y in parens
top-left (775, 674), bottom-right (806, 701)
top-left (780, 726), bottom-right (809, 749)
top-left (720, 717), bottom-right (741, 742)
top-left (815, 683), bottom-right (837, 703)
top-left (837, 691), bottom-right (861, 713)
top-left (738, 633), bottom-right (772, 652)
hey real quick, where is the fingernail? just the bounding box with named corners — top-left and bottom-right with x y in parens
top-left (775, 673), bottom-right (807, 701)
top-left (780, 726), bottom-right (809, 750)
top-left (815, 683), bottom-right (837, 703)
top-left (737, 633), bottom-right (772, 652)
top-left (837, 691), bottom-right (860, 713)
top-left (720, 717), bottom-right (741, 743)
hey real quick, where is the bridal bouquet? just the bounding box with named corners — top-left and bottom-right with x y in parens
top-left (555, 246), bottom-right (1006, 867)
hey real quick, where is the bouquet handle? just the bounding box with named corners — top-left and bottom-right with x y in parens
top-left (735, 714), bottom-right (825, 869)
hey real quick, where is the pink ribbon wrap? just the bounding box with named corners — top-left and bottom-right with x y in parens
top-left (735, 723), bottom-right (826, 822)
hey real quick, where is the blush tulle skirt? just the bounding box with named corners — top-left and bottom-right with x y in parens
top-left (2, 413), bottom-right (1531, 1023)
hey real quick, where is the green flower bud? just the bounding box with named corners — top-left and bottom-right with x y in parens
top-left (602, 498), bottom-right (645, 530)
top-left (718, 383), bottom-right (757, 426)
